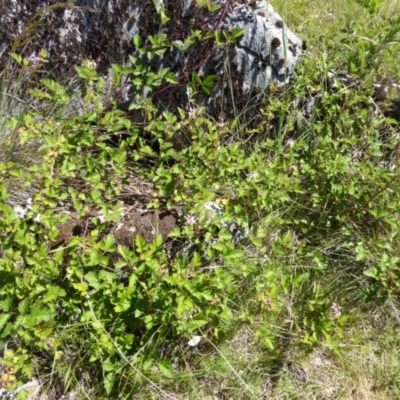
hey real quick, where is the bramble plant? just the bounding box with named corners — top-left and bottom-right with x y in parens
top-left (1, 0), bottom-right (400, 399)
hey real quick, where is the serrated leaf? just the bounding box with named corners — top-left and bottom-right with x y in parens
top-left (85, 271), bottom-right (100, 289)
top-left (157, 360), bottom-right (175, 379)
top-left (16, 389), bottom-right (29, 400)
top-left (168, 227), bottom-right (181, 237)
top-left (152, 234), bottom-right (163, 250)
top-left (0, 314), bottom-right (10, 332)
top-left (0, 322), bottom-right (13, 339)
top-left (0, 297), bottom-right (13, 312)
top-left (99, 270), bottom-right (116, 284)
top-left (29, 303), bottom-right (55, 322)
top-left (218, 229), bottom-right (232, 241)
top-left (223, 249), bottom-right (244, 260)
top-left (115, 260), bottom-right (127, 269)
top-left (10, 52), bottom-right (22, 64)
top-left (18, 298), bottom-right (30, 315)
top-left (135, 234), bottom-right (147, 252)
top-left (133, 34), bottom-right (142, 49)
top-left (72, 282), bottom-right (89, 296)
top-left (43, 285), bottom-right (67, 302)
top-left (231, 27), bottom-right (244, 40)
top-left (128, 272), bottom-right (138, 288)
top-left (191, 72), bottom-right (202, 85)
top-left (100, 234), bottom-right (116, 253)
top-left (203, 74), bottom-right (217, 88)
top-left (165, 72), bottom-right (178, 83)
top-left (104, 372), bottom-right (115, 395)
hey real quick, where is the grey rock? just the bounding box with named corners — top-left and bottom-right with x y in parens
top-left (300, 71), bottom-right (400, 123)
top-left (0, 1), bottom-right (303, 120)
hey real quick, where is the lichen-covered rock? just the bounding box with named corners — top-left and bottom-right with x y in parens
top-left (0, 0), bottom-right (303, 120)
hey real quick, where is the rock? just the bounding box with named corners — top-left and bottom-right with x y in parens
top-left (111, 209), bottom-right (179, 246)
top-left (113, 0), bottom-right (304, 121)
top-left (49, 205), bottom-right (180, 250)
top-left (0, 1), bottom-right (303, 120)
top-left (372, 82), bottom-right (400, 122)
top-left (301, 71), bottom-right (400, 124)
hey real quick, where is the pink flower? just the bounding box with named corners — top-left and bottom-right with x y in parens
top-left (27, 54), bottom-right (43, 64)
top-left (188, 107), bottom-right (198, 119)
top-left (330, 302), bottom-right (342, 318)
top-left (285, 139), bottom-right (295, 148)
top-left (326, 13), bottom-right (336, 21)
top-left (270, 232), bottom-right (279, 242)
top-left (265, 298), bottom-right (272, 306)
top-left (186, 215), bottom-right (196, 224)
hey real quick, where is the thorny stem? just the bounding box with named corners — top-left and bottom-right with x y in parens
top-left (214, 0), bottom-right (230, 32)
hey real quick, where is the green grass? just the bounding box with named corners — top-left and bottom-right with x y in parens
top-left (1, 1), bottom-right (400, 399)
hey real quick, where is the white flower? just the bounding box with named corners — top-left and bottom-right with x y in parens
top-left (32, 212), bottom-right (41, 223)
top-left (188, 336), bottom-right (202, 346)
top-left (14, 205), bottom-right (28, 219)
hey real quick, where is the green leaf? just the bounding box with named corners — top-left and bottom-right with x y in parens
top-left (10, 52), bottom-right (23, 64)
top-left (165, 71), bottom-right (178, 84)
top-left (0, 322), bottom-right (13, 339)
top-left (152, 235), bottom-right (163, 251)
top-left (29, 303), bottom-right (55, 323)
top-left (218, 229), bottom-right (232, 241)
top-left (0, 314), bottom-right (10, 332)
top-left (18, 298), bottom-right (30, 315)
top-left (223, 249), bottom-right (244, 260)
top-left (100, 235), bottom-right (116, 253)
top-left (16, 389), bottom-right (29, 400)
top-left (72, 282), bottom-right (89, 296)
top-left (214, 30), bottom-right (225, 46)
top-left (85, 272), bottom-right (100, 289)
top-left (43, 285), bottom-right (67, 302)
top-left (115, 260), bottom-right (127, 269)
top-left (231, 27), bottom-right (244, 40)
top-left (41, 79), bottom-right (69, 102)
top-left (160, 11), bottom-right (170, 24)
top-left (157, 359), bottom-right (175, 379)
top-left (191, 72), bottom-right (202, 85)
top-left (133, 34), bottom-right (142, 49)
top-left (203, 74), bottom-right (217, 88)
top-left (135, 235), bottom-right (147, 253)
top-left (0, 297), bottom-right (13, 312)
top-left (104, 372), bottom-right (115, 395)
